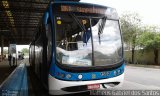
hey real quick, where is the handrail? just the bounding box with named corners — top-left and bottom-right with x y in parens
top-left (0, 63), bottom-right (28, 96)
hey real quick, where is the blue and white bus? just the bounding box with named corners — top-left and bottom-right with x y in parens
top-left (29, 0), bottom-right (125, 95)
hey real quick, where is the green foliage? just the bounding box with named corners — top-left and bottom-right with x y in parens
top-left (120, 12), bottom-right (142, 46)
top-left (120, 12), bottom-right (143, 63)
top-left (120, 12), bottom-right (160, 50)
top-left (120, 12), bottom-right (160, 64)
top-left (135, 26), bottom-right (160, 64)
top-left (21, 48), bottom-right (29, 54)
top-left (138, 27), bottom-right (160, 49)
top-left (3, 49), bottom-right (8, 54)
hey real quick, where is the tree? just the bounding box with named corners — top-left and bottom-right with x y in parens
top-left (21, 48), bottom-right (29, 54)
top-left (3, 49), bottom-right (8, 54)
top-left (137, 27), bottom-right (160, 64)
top-left (120, 12), bottom-right (142, 63)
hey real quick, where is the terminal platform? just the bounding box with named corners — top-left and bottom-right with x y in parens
top-left (0, 58), bottom-right (48, 96)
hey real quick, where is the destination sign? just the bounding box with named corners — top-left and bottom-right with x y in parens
top-left (61, 5), bottom-right (106, 15)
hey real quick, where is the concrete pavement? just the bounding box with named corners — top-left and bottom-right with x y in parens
top-left (120, 65), bottom-right (160, 90)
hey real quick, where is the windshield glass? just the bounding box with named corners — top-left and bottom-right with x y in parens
top-left (56, 13), bottom-right (93, 66)
top-left (55, 13), bottom-right (122, 67)
top-left (91, 18), bottom-right (123, 65)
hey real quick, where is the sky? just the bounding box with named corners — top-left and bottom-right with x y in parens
top-left (81, 0), bottom-right (160, 26)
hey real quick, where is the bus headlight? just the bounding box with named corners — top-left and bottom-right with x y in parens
top-left (66, 74), bottom-right (71, 79)
top-left (117, 69), bottom-right (121, 74)
top-left (78, 74), bottom-right (83, 79)
top-left (114, 69), bottom-right (122, 76)
top-left (101, 72), bottom-right (106, 76)
top-left (114, 71), bottom-right (117, 76)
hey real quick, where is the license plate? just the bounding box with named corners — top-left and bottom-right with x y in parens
top-left (87, 84), bottom-right (100, 90)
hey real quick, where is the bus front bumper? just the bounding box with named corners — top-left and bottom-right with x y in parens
top-left (48, 73), bottom-right (124, 95)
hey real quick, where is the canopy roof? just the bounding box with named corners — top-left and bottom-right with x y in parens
top-left (0, 0), bottom-right (50, 46)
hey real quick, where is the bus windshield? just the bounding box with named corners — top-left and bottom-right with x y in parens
top-left (55, 13), bottom-right (122, 67)
top-left (91, 18), bottom-right (122, 66)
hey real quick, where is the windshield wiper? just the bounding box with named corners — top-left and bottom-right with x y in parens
top-left (98, 17), bottom-right (107, 44)
top-left (70, 13), bottom-right (86, 32)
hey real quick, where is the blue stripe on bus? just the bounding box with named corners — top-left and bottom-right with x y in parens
top-left (49, 63), bottom-right (125, 81)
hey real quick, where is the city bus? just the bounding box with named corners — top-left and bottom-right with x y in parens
top-left (29, 0), bottom-right (125, 95)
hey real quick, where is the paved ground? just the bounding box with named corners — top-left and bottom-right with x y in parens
top-left (121, 65), bottom-right (160, 90)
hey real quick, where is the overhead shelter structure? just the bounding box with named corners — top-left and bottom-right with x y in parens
top-left (0, 0), bottom-right (50, 59)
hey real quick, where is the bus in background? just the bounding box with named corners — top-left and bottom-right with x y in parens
top-left (29, 0), bottom-right (124, 95)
